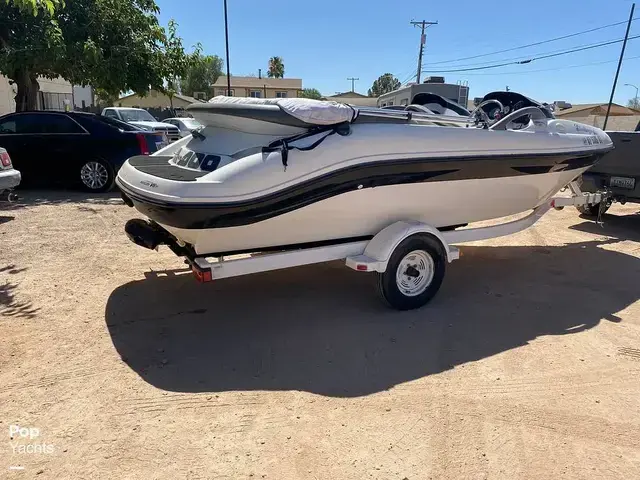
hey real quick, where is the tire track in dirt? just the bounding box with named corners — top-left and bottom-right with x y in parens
top-left (0, 367), bottom-right (113, 394)
top-left (618, 347), bottom-right (640, 360)
top-left (445, 397), bottom-right (640, 448)
top-left (394, 367), bottom-right (640, 397)
top-left (122, 393), bottom-right (264, 414)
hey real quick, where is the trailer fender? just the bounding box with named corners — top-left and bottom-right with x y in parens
top-left (345, 221), bottom-right (459, 273)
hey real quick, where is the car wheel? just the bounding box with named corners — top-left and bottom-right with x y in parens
top-left (79, 159), bottom-right (114, 192)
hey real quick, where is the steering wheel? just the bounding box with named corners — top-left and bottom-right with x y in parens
top-left (470, 99), bottom-right (506, 126)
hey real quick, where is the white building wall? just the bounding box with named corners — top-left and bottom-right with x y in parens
top-left (73, 85), bottom-right (93, 108)
top-left (0, 76), bottom-right (17, 115)
top-left (0, 75), bottom-right (73, 114)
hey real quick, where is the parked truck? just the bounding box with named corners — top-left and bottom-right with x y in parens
top-left (101, 107), bottom-right (181, 144)
top-left (577, 123), bottom-right (640, 215)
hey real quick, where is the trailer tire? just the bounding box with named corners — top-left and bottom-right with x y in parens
top-left (375, 233), bottom-right (446, 310)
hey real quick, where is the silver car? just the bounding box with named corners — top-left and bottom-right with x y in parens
top-left (163, 117), bottom-right (203, 138)
top-left (0, 147), bottom-right (21, 201)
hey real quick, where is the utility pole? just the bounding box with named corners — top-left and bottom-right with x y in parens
top-left (604, 2), bottom-right (635, 129)
top-left (347, 77), bottom-right (359, 92)
top-left (410, 19), bottom-right (438, 84)
top-left (223, 0), bottom-right (231, 95)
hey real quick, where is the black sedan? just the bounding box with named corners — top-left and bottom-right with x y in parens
top-left (0, 111), bottom-right (166, 192)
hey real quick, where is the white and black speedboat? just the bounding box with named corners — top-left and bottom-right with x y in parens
top-left (116, 91), bottom-right (613, 257)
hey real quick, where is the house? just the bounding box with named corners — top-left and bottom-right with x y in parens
top-left (322, 91), bottom-right (378, 107)
top-left (0, 75), bottom-right (74, 115)
top-left (116, 90), bottom-right (205, 108)
top-left (554, 102), bottom-right (640, 130)
top-left (212, 76), bottom-right (302, 99)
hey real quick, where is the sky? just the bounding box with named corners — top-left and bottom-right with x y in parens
top-left (155, 0), bottom-right (640, 105)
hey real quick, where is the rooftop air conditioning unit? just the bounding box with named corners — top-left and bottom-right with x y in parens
top-left (193, 91), bottom-right (207, 101)
top-left (424, 76), bottom-right (445, 84)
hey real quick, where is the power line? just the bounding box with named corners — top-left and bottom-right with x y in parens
top-left (347, 77), bottom-right (359, 92)
top-left (399, 68), bottom-right (418, 86)
top-left (424, 35), bottom-right (636, 70)
top-left (427, 17), bottom-right (639, 66)
top-left (435, 54), bottom-right (640, 76)
top-left (422, 34), bottom-right (640, 73)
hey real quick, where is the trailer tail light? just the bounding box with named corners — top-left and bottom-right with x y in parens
top-left (136, 133), bottom-right (150, 155)
top-left (192, 265), bottom-right (212, 283)
top-left (0, 151), bottom-right (12, 168)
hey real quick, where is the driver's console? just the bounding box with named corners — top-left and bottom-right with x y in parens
top-left (472, 91), bottom-right (554, 129)
top-left (479, 91), bottom-right (554, 121)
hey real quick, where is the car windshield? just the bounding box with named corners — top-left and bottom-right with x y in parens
top-left (119, 109), bottom-right (156, 122)
top-left (181, 118), bottom-right (202, 130)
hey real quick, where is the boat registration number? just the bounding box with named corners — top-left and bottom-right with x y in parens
top-left (610, 176), bottom-right (635, 189)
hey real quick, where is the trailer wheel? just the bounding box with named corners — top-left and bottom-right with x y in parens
top-left (375, 234), bottom-right (446, 310)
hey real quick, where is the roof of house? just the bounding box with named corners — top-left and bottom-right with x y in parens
top-left (175, 93), bottom-right (206, 103)
top-left (325, 91), bottom-right (370, 99)
top-left (555, 103), bottom-right (640, 116)
top-left (213, 75), bottom-right (302, 89)
top-left (117, 90), bottom-right (205, 103)
top-left (567, 114), bottom-right (640, 131)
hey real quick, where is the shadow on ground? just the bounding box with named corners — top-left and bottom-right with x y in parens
top-left (0, 265), bottom-right (39, 319)
top-left (105, 240), bottom-right (639, 397)
top-left (571, 210), bottom-right (640, 242)
top-left (0, 188), bottom-right (123, 211)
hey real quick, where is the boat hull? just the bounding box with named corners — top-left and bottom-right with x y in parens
top-left (151, 167), bottom-right (591, 254)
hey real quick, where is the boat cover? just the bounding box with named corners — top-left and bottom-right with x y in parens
top-left (207, 96), bottom-right (358, 126)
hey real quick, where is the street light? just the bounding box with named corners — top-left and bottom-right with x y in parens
top-left (624, 83), bottom-right (638, 107)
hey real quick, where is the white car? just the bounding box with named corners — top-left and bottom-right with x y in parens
top-left (163, 117), bottom-right (203, 137)
top-left (101, 107), bottom-right (180, 143)
top-left (0, 147), bottom-right (21, 201)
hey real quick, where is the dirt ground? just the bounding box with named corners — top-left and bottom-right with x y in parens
top-left (1, 190), bottom-right (639, 480)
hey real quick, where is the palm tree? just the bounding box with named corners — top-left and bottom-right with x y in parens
top-left (267, 56), bottom-right (285, 78)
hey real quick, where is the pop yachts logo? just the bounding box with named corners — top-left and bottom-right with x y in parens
top-left (9, 425), bottom-right (54, 454)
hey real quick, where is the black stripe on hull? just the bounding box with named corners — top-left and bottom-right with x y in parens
top-left (118, 150), bottom-right (607, 230)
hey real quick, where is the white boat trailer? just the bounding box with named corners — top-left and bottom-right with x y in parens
top-left (189, 182), bottom-right (604, 310)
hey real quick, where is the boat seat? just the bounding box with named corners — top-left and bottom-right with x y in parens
top-left (411, 93), bottom-right (470, 116)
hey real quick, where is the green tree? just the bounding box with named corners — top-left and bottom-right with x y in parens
top-left (627, 97), bottom-right (640, 110)
top-left (368, 73), bottom-right (401, 97)
top-left (163, 19), bottom-right (190, 109)
top-left (180, 51), bottom-right (224, 99)
top-left (267, 56), bottom-right (285, 78)
top-left (94, 88), bottom-right (117, 107)
top-left (0, 0), bottom-right (189, 111)
top-left (299, 88), bottom-right (322, 100)
top-left (4, 0), bottom-right (60, 15)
